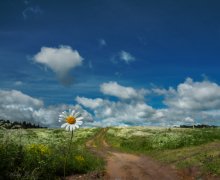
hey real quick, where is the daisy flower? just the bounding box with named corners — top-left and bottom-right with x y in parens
top-left (59, 109), bottom-right (83, 131)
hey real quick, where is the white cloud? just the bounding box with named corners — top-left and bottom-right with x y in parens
top-left (2, 78), bottom-right (220, 127)
top-left (119, 50), bottom-right (135, 64)
top-left (149, 78), bottom-right (220, 126)
top-left (88, 61), bottom-right (93, 69)
top-left (0, 90), bottom-right (43, 108)
top-left (0, 89), bottom-right (43, 124)
top-left (76, 82), bottom-right (158, 126)
top-left (14, 81), bottom-right (23, 86)
top-left (76, 78), bottom-right (220, 127)
top-left (99, 39), bottom-right (107, 46)
top-left (24, 0), bottom-right (30, 5)
top-left (75, 96), bottom-right (103, 109)
top-left (164, 78), bottom-right (220, 111)
top-left (33, 45), bottom-right (83, 85)
top-left (183, 117), bottom-right (194, 124)
top-left (100, 81), bottom-right (148, 100)
top-left (0, 89), bottom-right (92, 127)
top-left (76, 96), bottom-right (156, 126)
top-left (22, 6), bottom-right (43, 19)
top-left (32, 104), bottom-right (93, 127)
top-left (152, 87), bottom-right (175, 96)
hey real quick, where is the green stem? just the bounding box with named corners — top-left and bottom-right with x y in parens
top-left (64, 130), bottom-right (74, 179)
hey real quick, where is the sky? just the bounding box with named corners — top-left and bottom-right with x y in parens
top-left (0, 0), bottom-right (220, 127)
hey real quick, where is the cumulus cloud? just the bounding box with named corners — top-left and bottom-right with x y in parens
top-left (152, 87), bottom-right (175, 96)
top-left (184, 117), bottom-right (194, 123)
top-left (75, 82), bottom-right (158, 126)
top-left (75, 96), bottom-right (103, 109)
top-left (100, 81), bottom-right (148, 100)
top-left (149, 78), bottom-right (220, 126)
top-left (119, 50), bottom-right (136, 64)
top-left (0, 89), bottom-right (92, 127)
top-left (76, 78), bottom-right (220, 127)
top-left (32, 104), bottom-right (93, 127)
top-left (0, 90), bottom-right (43, 108)
top-left (164, 78), bottom-right (220, 111)
top-left (2, 78), bottom-right (220, 127)
top-left (33, 45), bottom-right (83, 85)
top-left (76, 96), bottom-right (156, 126)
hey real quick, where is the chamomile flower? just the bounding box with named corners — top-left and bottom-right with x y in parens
top-left (59, 109), bottom-right (83, 131)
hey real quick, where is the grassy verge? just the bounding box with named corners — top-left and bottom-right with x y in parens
top-left (150, 141), bottom-right (220, 175)
top-left (0, 128), bottom-right (105, 179)
top-left (105, 127), bottom-right (220, 176)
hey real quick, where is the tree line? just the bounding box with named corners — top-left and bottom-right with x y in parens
top-left (0, 119), bottom-right (47, 129)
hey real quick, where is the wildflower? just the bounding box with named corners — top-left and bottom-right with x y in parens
top-left (59, 108), bottom-right (85, 178)
top-left (59, 109), bottom-right (84, 131)
top-left (27, 144), bottom-right (50, 155)
top-left (75, 155), bottom-right (85, 164)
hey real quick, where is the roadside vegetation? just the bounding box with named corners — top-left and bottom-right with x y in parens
top-left (0, 128), bottom-right (104, 179)
top-left (1, 126), bottom-right (220, 179)
top-left (105, 127), bottom-right (220, 176)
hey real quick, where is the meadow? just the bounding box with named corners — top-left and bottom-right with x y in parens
top-left (0, 128), bottom-right (104, 179)
top-left (105, 127), bottom-right (220, 176)
top-left (1, 126), bottom-right (220, 179)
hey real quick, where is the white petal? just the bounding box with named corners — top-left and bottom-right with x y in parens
top-left (74, 112), bottom-right (80, 118)
top-left (67, 111), bottom-right (70, 115)
top-left (59, 117), bottom-right (64, 121)
top-left (69, 125), bottom-right (73, 131)
top-left (65, 125), bottom-right (70, 131)
top-left (75, 124), bottom-right (79, 129)
top-left (62, 111), bottom-right (67, 115)
top-left (76, 121), bottom-right (83, 125)
top-left (76, 117), bottom-right (83, 121)
top-left (59, 117), bottom-right (66, 121)
top-left (61, 123), bottom-right (68, 128)
top-left (71, 111), bottom-right (76, 116)
top-left (71, 109), bottom-right (75, 116)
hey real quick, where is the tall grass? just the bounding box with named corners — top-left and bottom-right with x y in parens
top-left (106, 127), bottom-right (220, 152)
top-left (105, 127), bottom-right (220, 175)
top-left (0, 128), bottom-right (104, 179)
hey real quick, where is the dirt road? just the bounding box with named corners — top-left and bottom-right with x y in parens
top-left (87, 128), bottom-right (180, 180)
top-left (105, 151), bottom-right (180, 180)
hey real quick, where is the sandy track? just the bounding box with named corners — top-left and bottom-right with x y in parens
top-left (86, 128), bottom-right (180, 180)
top-left (105, 152), bottom-right (179, 180)
top-left (68, 129), bottom-right (220, 180)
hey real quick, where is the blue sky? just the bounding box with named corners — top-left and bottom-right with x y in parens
top-left (0, 0), bottom-right (220, 127)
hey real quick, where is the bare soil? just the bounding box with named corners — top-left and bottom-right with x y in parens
top-left (105, 151), bottom-right (179, 180)
top-left (86, 128), bottom-right (180, 180)
top-left (67, 128), bottom-right (219, 180)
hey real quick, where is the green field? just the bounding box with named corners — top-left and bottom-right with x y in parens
top-left (0, 128), bottom-right (104, 179)
top-left (1, 127), bottom-right (220, 179)
top-left (105, 127), bottom-right (220, 176)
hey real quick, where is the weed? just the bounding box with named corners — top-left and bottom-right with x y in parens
top-left (0, 128), bottom-right (104, 179)
top-left (105, 127), bottom-right (220, 175)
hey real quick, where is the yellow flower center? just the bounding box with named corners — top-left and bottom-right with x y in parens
top-left (66, 115), bottom-right (76, 124)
